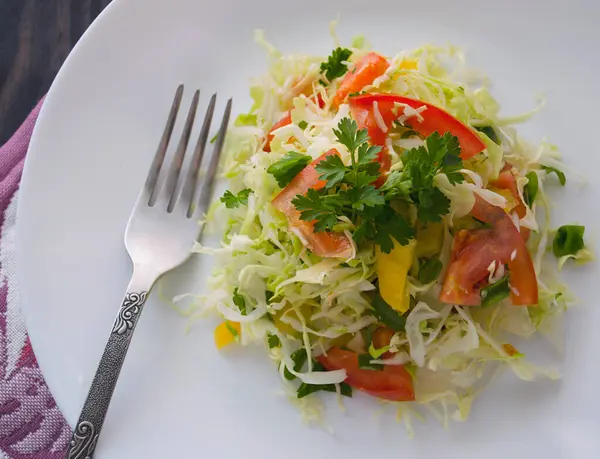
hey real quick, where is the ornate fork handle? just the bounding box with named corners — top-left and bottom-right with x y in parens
top-left (65, 270), bottom-right (156, 459)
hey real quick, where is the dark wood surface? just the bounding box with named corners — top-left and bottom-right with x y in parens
top-left (0, 0), bottom-right (113, 144)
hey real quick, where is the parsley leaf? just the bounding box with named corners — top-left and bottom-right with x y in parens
top-left (542, 166), bottom-right (566, 186)
top-left (333, 118), bottom-right (370, 155)
top-left (315, 154), bottom-right (346, 188)
top-left (267, 152), bottom-right (312, 188)
top-left (401, 132), bottom-right (463, 222)
top-left (220, 189), bottom-right (251, 209)
top-left (292, 189), bottom-right (340, 232)
top-left (414, 187), bottom-right (451, 223)
top-left (372, 209), bottom-right (415, 252)
top-left (320, 47), bottom-right (353, 83)
top-left (298, 120), bottom-right (309, 130)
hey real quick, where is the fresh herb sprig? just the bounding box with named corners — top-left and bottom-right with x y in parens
top-left (320, 47), bottom-right (353, 84)
top-left (289, 118), bottom-right (464, 253)
top-left (292, 118), bottom-right (414, 252)
top-left (401, 131), bottom-right (464, 222)
top-left (220, 189), bottom-right (251, 209)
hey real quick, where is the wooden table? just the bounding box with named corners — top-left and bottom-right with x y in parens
top-left (0, 0), bottom-right (112, 144)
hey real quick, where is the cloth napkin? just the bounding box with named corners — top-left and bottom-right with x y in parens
top-left (0, 100), bottom-right (70, 459)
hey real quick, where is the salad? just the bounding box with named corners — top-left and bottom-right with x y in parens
top-left (191, 30), bottom-right (592, 427)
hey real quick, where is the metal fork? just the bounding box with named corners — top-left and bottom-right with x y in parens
top-left (64, 85), bottom-right (232, 459)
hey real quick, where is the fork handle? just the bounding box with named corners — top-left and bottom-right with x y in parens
top-left (64, 269), bottom-right (158, 459)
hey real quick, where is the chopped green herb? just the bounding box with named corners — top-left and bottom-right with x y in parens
top-left (358, 353), bottom-right (384, 370)
top-left (476, 125), bottom-right (500, 144)
top-left (361, 324), bottom-right (378, 349)
top-left (220, 189), bottom-right (252, 209)
top-left (232, 288), bottom-right (247, 315)
top-left (320, 47), bottom-right (353, 83)
top-left (234, 113), bottom-right (258, 127)
top-left (267, 333), bottom-right (281, 349)
top-left (348, 90), bottom-right (366, 97)
top-left (297, 381), bottom-right (353, 399)
top-left (480, 275), bottom-right (510, 307)
top-left (553, 225), bottom-right (585, 257)
top-left (267, 152), bottom-right (312, 188)
top-left (523, 171), bottom-right (539, 206)
top-left (542, 166), bottom-right (566, 186)
top-left (296, 361), bottom-right (353, 399)
top-left (209, 132), bottom-right (219, 144)
top-left (400, 129), bottom-right (419, 139)
top-left (265, 290), bottom-right (275, 304)
top-left (284, 348), bottom-right (308, 380)
top-left (418, 257), bottom-right (443, 284)
top-left (298, 120), bottom-right (308, 130)
top-left (371, 293), bottom-right (406, 331)
top-left (225, 321), bottom-right (240, 340)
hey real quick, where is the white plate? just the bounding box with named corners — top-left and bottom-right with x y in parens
top-left (16, 0), bottom-right (600, 457)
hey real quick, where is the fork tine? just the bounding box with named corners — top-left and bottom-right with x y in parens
top-left (196, 98), bottom-right (232, 216)
top-left (146, 85), bottom-right (184, 206)
top-left (178, 93), bottom-right (217, 218)
top-left (163, 89), bottom-right (200, 212)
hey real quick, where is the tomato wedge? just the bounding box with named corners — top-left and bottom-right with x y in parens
top-left (317, 347), bottom-right (415, 402)
top-left (490, 164), bottom-right (531, 242)
top-left (272, 150), bottom-right (353, 258)
top-left (440, 196), bottom-right (538, 306)
top-left (333, 52), bottom-right (390, 108)
top-left (349, 94), bottom-right (486, 159)
top-left (264, 113), bottom-right (292, 152)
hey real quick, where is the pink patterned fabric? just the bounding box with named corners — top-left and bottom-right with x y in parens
top-left (0, 101), bottom-right (70, 459)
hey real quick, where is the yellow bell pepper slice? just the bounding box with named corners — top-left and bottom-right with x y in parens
top-left (415, 222), bottom-right (444, 259)
top-left (488, 186), bottom-right (518, 213)
top-left (214, 321), bottom-right (241, 349)
top-left (376, 239), bottom-right (416, 313)
top-left (399, 59), bottom-right (418, 70)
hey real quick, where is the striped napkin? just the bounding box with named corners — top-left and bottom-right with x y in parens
top-left (0, 100), bottom-right (70, 459)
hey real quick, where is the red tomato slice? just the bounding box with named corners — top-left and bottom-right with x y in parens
top-left (349, 97), bottom-right (392, 185)
top-left (264, 112), bottom-right (292, 152)
top-left (372, 327), bottom-right (395, 359)
top-left (272, 150), bottom-right (353, 258)
top-left (264, 94), bottom-right (324, 152)
top-left (440, 197), bottom-right (538, 306)
top-left (317, 347), bottom-right (415, 402)
top-left (349, 94), bottom-right (486, 159)
top-left (333, 52), bottom-right (390, 108)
